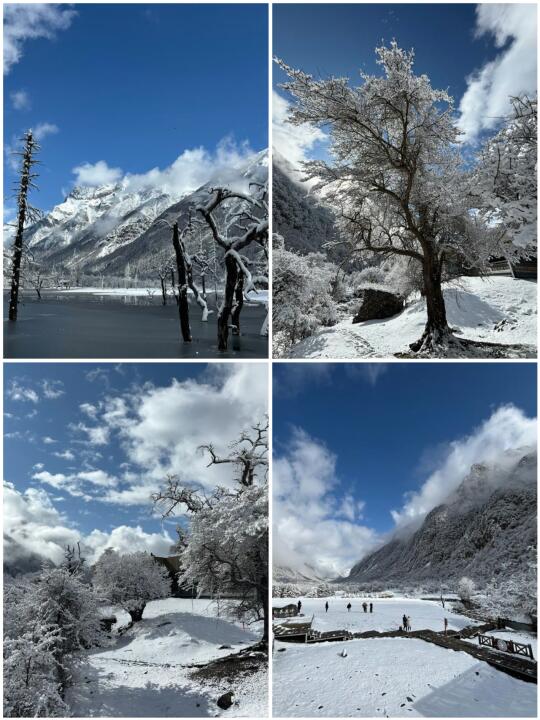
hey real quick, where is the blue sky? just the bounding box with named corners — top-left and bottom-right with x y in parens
top-left (273, 3), bottom-right (537, 163)
top-left (273, 363), bottom-right (537, 576)
top-left (4, 4), bottom-right (268, 212)
top-left (4, 362), bottom-right (267, 571)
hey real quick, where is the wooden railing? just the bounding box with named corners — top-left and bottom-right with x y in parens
top-left (478, 634), bottom-right (535, 660)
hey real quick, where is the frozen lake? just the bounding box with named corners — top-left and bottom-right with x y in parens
top-left (273, 596), bottom-right (480, 634)
top-left (4, 292), bottom-right (268, 359)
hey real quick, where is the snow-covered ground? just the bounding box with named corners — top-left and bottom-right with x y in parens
top-left (273, 597), bottom-right (480, 634)
top-left (273, 636), bottom-right (537, 717)
top-left (289, 276), bottom-right (537, 358)
top-left (68, 598), bottom-right (267, 717)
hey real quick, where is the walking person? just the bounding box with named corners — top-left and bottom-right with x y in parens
top-left (362, 602), bottom-right (367, 613)
top-left (407, 615), bottom-right (412, 631)
top-left (402, 614), bottom-right (408, 632)
top-left (297, 600), bottom-right (302, 614)
top-left (347, 602), bottom-right (352, 612)
top-left (325, 601), bottom-right (329, 613)
top-left (369, 602), bottom-right (373, 613)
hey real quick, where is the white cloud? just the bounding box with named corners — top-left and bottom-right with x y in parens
top-left (31, 364), bottom-right (267, 507)
top-left (3, 482), bottom-right (79, 569)
top-left (84, 525), bottom-right (174, 561)
top-left (272, 90), bottom-right (327, 171)
top-left (10, 89), bottom-right (30, 110)
top-left (53, 450), bottom-right (75, 461)
top-left (72, 160), bottom-right (123, 187)
top-left (71, 137), bottom-right (259, 196)
top-left (391, 404), bottom-right (537, 528)
top-left (3, 482), bottom-right (174, 571)
top-left (41, 379), bottom-right (64, 399)
top-left (458, 4), bottom-right (537, 141)
top-left (3, 4), bottom-right (77, 74)
top-left (43, 436), bottom-right (56, 444)
top-left (273, 429), bottom-right (379, 578)
top-left (6, 380), bottom-right (39, 403)
top-left (32, 122), bottom-right (59, 141)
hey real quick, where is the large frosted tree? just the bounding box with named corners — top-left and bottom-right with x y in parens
top-left (153, 420), bottom-right (269, 646)
top-left (276, 43), bottom-right (522, 353)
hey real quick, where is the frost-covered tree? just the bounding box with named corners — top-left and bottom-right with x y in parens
top-left (197, 183), bottom-right (268, 350)
top-left (473, 95), bottom-right (537, 254)
top-left (276, 44), bottom-right (522, 353)
top-left (457, 576), bottom-right (476, 603)
top-left (153, 420), bottom-right (269, 645)
top-left (273, 237), bottom-right (338, 356)
top-left (8, 130), bottom-right (41, 321)
top-left (93, 550), bottom-right (171, 623)
top-left (4, 560), bottom-right (104, 716)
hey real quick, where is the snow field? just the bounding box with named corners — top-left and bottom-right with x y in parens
top-left (274, 597), bottom-right (480, 634)
top-left (272, 636), bottom-right (537, 717)
top-left (69, 598), bottom-right (267, 717)
top-left (290, 276), bottom-right (537, 358)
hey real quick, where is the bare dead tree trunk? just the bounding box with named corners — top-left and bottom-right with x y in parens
top-left (9, 131), bottom-right (39, 321)
top-left (218, 254), bottom-right (238, 351)
top-left (172, 223), bottom-right (192, 342)
top-left (160, 276), bottom-right (167, 306)
top-left (186, 259), bottom-right (209, 321)
top-left (201, 274), bottom-right (206, 299)
top-left (231, 272), bottom-right (244, 336)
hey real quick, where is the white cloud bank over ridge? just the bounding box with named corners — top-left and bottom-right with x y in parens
top-left (4, 482), bottom-right (174, 571)
top-left (71, 137), bottom-right (260, 198)
top-left (273, 429), bottom-right (379, 578)
top-left (272, 90), bottom-right (327, 171)
top-left (458, 4), bottom-right (537, 141)
top-left (3, 4), bottom-right (77, 74)
top-left (391, 404), bottom-right (537, 528)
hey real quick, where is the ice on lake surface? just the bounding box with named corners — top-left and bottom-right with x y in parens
top-left (3, 292), bottom-right (268, 359)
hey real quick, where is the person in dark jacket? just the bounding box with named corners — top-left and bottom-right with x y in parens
top-left (403, 614), bottom-right (408, 631)
top-left (325, 601), bottom-right (329, 613)
top-left (362, 602), bottom-right (368, 613)
top-left (347, 602), bottom-right (352, 612)
top-left (369, 602), bottom-right (373, 613)
top-left (297, 600), bottom-right (302, 614)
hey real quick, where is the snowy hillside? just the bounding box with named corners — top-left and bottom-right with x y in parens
top-left (68, 598), bottom-right (267, 717)
top-left (273, 151), bottom-right (339, 254)
top-left (274, 563), bottom-right (328, 585)
top-left (288, 276), bottom-right (537, 358)
top-left (17, 150), bottom-right (268, 278)
top-left (346, 448), bottom-right (537, 587)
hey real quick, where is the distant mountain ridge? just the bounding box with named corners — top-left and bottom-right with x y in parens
top-left (345, 448), bottom-right (537, 587)
top-left (12, 150), bottom-right (267, 278)
top-left (274, 562), bottom-right (329, 585)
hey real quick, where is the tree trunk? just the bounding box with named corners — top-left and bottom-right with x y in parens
top-left (218, 254), bottom-right (238, 351)
top-left (410, 249), bottom-right (452, 352)
top-left (231, 273), bottom-right (244, 336)
top-left (172, 223), bottom-right (192, 342)
top-left (201, 274), bottom-right (206, 299)
top-left (260, 580), bottom-right (269, 648)
top-left (128, 604), bottom-right (146, 623)
top-left (160, 276), bottom-right (167, 306)
top-left (186, 258), bottom-right (210, 321)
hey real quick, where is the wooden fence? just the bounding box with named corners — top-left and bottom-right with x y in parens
top-left (478, 634), bottom-right (535, 660)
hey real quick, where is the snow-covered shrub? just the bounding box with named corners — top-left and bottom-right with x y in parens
top-left (305, 583), bottom-right (334, 598)
top-left (273, 242), bottom-right (338, 356)
top-left (93, 550), bottom-right (171, 623)
top-left (457, 576), bottom-right (476, 603)
top-left (4, 565), bottom-right (104, 717)
top-left (273, 583), bottom-right (304, 598)
top-left (354, 265), bottom-right (387, 289)
top-left (478, 572), bottom-right (537, 625)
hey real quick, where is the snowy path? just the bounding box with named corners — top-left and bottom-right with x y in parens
top-left (289, 276), bottom-right (536, 358)
top-left (273, 637), bottom-right (537, 717)
top-left (68, 599), bottom-right (267, 717)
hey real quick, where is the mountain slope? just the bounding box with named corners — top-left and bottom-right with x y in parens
top-left (345, 448), bottom-right (537, 587)
top-left (19, 150), bottom-right (267, 278)
top-left (272, 151), bottom-right (338, 254)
